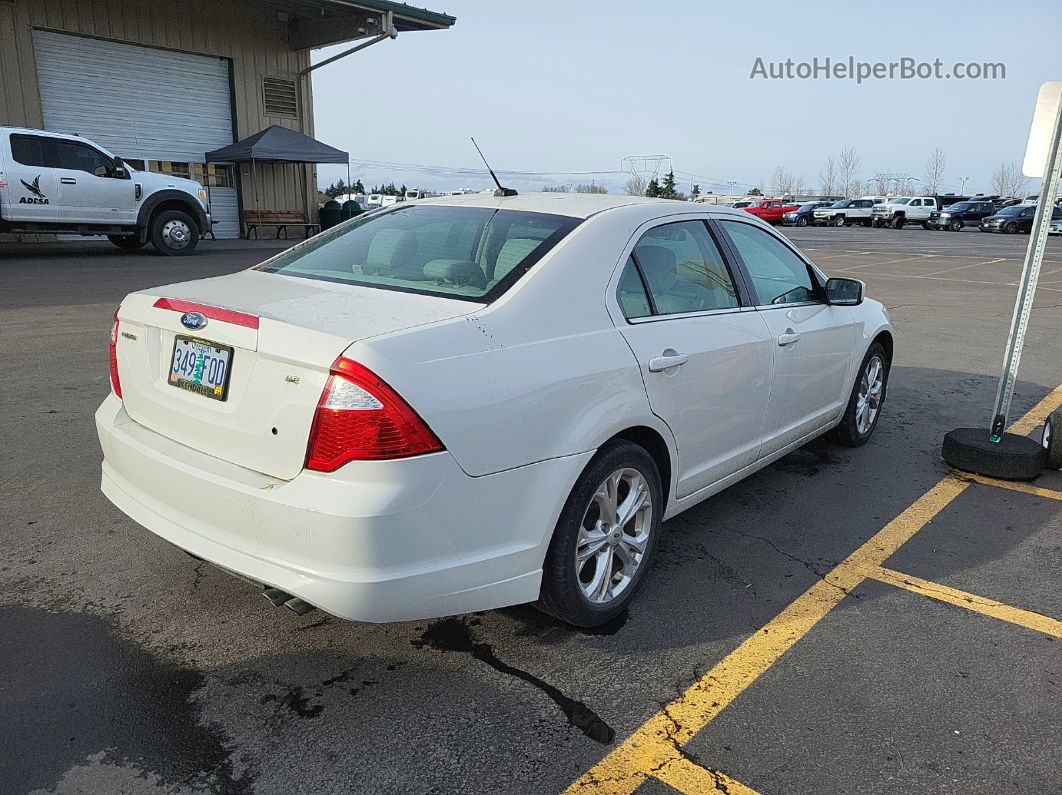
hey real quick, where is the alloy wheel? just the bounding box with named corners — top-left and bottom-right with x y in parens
top-left (575, 468), bottom-right (653, 605)
top-left (855, 354), bottom-right (885, 435)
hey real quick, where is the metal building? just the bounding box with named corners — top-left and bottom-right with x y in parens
top-left (0, 0), bottom-right (454, 237)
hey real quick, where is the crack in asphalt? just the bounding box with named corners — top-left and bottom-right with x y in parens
top-left (411, 617), bottom-right (615, 743)
top-left (720, 526), bottom-right (857, 598)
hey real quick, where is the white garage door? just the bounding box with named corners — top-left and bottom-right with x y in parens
top-left (33, 30), bottom-right (240, 238)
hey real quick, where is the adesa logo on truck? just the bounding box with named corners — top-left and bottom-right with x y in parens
top-left (19, 175), bottom-right (49, 204)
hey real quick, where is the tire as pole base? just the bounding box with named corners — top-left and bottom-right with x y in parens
top-left (941, 427), bottom-right (1046, 480)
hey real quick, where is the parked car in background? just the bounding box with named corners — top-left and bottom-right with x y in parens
top-left (814, 198), bottom-right (878, 227)
top-left (927, 200), bottom-right (997, 231)
top-left (742, 198), bottom-right (801, 225)
top-left (980, 203), bottom-right (1062, 233)
top-left (1049, 217), bottom-right (1062, 236)
top-left (872, 195), bottom-right (969, 229)
top-left (731, 200), bottom-right (754, 209)
top-left (0, 126), bottom-right (211, 255)
top-left (783, 201), bottom-right (834, 227)
top-left (96, 193), bottom-right (892, 627)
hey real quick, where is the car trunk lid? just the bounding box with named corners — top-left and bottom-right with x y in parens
top-left (114, 270), bottom-right (475, 480)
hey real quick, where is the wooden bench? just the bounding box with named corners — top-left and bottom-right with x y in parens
top-left (243, 211), bottom-right (320, 239)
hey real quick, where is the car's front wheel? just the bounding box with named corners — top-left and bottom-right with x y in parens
top-left (831, 342), bottom-right (890, 447)
top-left (833, 215), bottom-right (846, 227)
top-left (796, 216), bottom-right (809, 227)
top-left (538, 441), bottom-right (663, 627)
top-left (1004, 222), bottom-right (1018, 234)
top-left (950, 219), bottom-right (964, 231)
top-left (150, 209), bottom-right (200, 256)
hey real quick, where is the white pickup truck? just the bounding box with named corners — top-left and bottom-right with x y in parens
top-left (0, 126), bottom-right (212, 255)
top-left (812, 197), bottom-right (883, 227)
top-left (872, 195), bottom-right (970, 229)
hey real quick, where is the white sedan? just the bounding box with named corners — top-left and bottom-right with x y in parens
top-left (97, 193), bottom-right (892, 627)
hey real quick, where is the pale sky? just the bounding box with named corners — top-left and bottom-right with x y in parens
top-left (310, 0), bottom-right (1062, 197)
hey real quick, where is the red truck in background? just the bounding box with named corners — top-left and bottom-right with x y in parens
top-left (742, 198), bottom-right (801, 225)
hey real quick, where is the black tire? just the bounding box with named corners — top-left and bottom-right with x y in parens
top-left (537, 440), bottom-right (663, 627)
top-left (921, 221), bottom-right (931, 230)
top-left (107, 235), bottom-right (146, 251)
top-left (833, 215), bottom-right (846, 227)
top-left (862, 219), bottom-right (873, 227)
top-left (830, 342), bottom-right (890, 447)
top-left (949, 219), bottom-right (963, 231)
top-left (1004, 222), bottom-right (1018, 234)
top-left (150, 209), bottom-right (200, 256)
top-left (1043, 411), bottom-right (1062, 471)
top-left (891, 216), bottom-right (905, 229)
top-left (796, 216), bottom-right (809, 227)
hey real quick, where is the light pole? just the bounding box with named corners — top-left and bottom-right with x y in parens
top-left (958, 176), bottom-right (970, 193)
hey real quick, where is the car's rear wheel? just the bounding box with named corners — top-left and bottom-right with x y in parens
top-left (831, 342), bottom-right (889, 447)
top-left (949, 219), bottom-right (964, 231)
top-left (150, 209), bottom-right (200, 256)
top-left (833, 215), bottom-right (846, 227)
top-left (921, 221), bottom-right (931, 229)
top-left (538, 441), bottom-right (662, 627)
top-left (107, 235), bottom-right (146, 251)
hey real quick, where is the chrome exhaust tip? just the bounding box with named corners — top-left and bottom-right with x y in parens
top-left (283, 597), bottom-right (316, 616)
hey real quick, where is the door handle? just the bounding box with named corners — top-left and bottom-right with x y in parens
top-left (60, 177), bottom-right (77, 184)
top-left (777, 330), bottom-right (801, 347)
top-left (648, 351), bottom-right (688, 372)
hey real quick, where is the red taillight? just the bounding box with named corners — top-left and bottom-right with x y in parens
top-left (305, 357), bottom-right (444, 471)
top-left (109, 308), bottom-right (122, 398)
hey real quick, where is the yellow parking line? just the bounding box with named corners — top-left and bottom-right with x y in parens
top-left (652, 756), bottom-right (761, 794)
top-left (566, 385), bottom-right (1062, 794)
top-left (865, 566), bottom-right (1062, 639)
top-left (957, 472), bottom-right (1062, 502)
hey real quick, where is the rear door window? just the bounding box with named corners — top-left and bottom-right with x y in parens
top-left (618, 220), bottom-right (740, 318)
top-left (9, 135), bottom-right (55, 168)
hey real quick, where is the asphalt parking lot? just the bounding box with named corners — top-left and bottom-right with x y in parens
top-left (1, 227), bottom-right (1060, 794)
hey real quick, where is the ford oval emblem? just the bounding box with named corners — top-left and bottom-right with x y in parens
top-left (180, 311), bottom-right (208, 330)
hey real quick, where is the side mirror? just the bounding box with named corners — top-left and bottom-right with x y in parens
top-left (826, 277), bottom-right (864, 306)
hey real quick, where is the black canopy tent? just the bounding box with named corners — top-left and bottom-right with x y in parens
top-left (205, 125), bottom-right (349, 237)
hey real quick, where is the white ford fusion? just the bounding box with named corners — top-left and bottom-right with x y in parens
top-left (97, 192), bottom-right (892, 627)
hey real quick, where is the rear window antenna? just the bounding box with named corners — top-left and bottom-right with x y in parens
top-left (470, 137), bottom-right (517, 197)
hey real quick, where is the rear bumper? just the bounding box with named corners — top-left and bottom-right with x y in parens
top-left (95, 395), bottom-right (591, 622)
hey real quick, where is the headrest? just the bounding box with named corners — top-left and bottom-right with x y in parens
top-left (365, 228), bottom-right (417, 275)
top-left (423, 259), bottom-right (487, 289)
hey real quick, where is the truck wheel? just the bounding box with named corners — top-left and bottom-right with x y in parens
top-left (891, 216), bottom-right (905, 229)
top-left (833, 215), bottom-right (846, 227)
top-left (150, 209), bottom-right (199, 256)
top-left (949, 219), bottom-right (964, 231)
top-left (921, 221), bottom-right (931, 230)
top-left (107, 235), bottom-right (147, 251)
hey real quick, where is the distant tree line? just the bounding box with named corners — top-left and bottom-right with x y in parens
top-left (323, 179), bottom-right (418, 198)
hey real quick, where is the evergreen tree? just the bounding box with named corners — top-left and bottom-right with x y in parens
top-left (645, 178), bottom-right (661, 198)
top-left (691, 184), bottom-right (701, 198)
top-left (660, 170), bottom-right (677, 199)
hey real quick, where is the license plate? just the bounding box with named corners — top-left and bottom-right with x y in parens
top-left (168, 335), bottom-right (232, 401)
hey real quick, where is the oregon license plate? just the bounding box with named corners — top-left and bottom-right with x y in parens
top-left (168, 335), bottom-right (232, 401)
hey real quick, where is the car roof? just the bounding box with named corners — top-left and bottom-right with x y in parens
top-left (414, 191), bottom-right (754, 220)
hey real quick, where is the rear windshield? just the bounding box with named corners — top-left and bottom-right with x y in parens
top-left (256, 205), bottom-right (581, 302)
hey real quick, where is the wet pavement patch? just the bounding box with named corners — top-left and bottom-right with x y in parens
top-left (412, 617), bottom-right (616, 743)
top-left (0, 607), bottom-right (253, 793)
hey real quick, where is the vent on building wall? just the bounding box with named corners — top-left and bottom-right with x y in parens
top-left (263, 77), bottom-right (298, 118)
